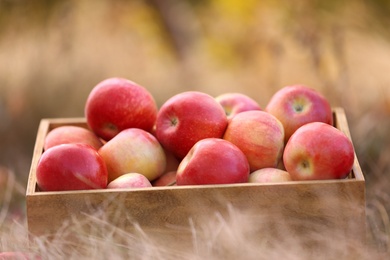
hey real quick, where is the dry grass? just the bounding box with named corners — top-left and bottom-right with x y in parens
top-left (1, 0), bottom-right (390, 258)
top-left (0, 196), bottom-right (386, 259)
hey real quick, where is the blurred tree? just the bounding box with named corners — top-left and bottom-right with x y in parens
top-left (0, 0), bottom-right (389, 187)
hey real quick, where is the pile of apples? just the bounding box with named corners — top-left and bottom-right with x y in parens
top-left (36, 77), bottom-right (355, 191)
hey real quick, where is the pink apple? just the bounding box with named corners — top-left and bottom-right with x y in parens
top-left (155, 91), bottom-right (228, 159)
top-left (223, 110), bottom-right (285, 172)
top-left (85, 77), bottom-right (158, 141)
top-left (36, 143), bottom-right (108, 191)
top-left (265, 85), bottom-right (333, 143)
top-left (215, 92), bottom-right (262, 119)
top-left (44, 125), bottom-right (103, 151)
top-left (152, 171), bottom-right (177, 186)
top-left (283, 122), bottom-right (355, 181)
top-left (107, 173), bottom-right (152, 189)
top-left (176, 138), bottom-right (250, 185)
top-left (248, 168), bottom-right (292, 183)
top-left (98, 128), bottom-right (166, 182)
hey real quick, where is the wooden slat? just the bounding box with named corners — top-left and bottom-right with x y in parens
top-left (333, 107), bottom-right (365, 181)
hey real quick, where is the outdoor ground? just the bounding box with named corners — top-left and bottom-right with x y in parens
top-left (1, 0), bottom-right (390, 258)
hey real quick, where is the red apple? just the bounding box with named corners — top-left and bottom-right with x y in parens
top-left (85, 77), bottom-right (158, 141)
top-left (44, 125), bottom-right (103, 151)
top-left (36, 144), bottom-right (108, 191)
top-left (215, 92), bottom-right (262, 120)
top-left (265, 85), bottom-right (333, 143)
top-left (283, 122), bottom-right (355, 181)
top-left (248, 168), bottom-right (292, 183)
top-left (98, 128), bottom-right (166, 182)
top-left (107, 173), bottom-right (152, 189)
top-left (223, 110), bottom-right (285, 172)
top-left (152, 171), bottom-right (177, 186)
top-left (176, 138), bottom-right (250, 185)
top-left (155, 91), bottom-right (228, 159)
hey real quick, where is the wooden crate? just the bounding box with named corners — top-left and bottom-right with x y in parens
top-left (26, 107), bottom-right (366, 250)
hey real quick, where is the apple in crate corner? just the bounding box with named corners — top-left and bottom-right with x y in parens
top-left (283, 122), bottom-right (355, 181)
top-left (215, 92), bottom-right (262, 120)
top-left (249, 168), bottom-right (292, 183)
top-left (99, 128), bottom-right (166, 183)
top-left (85, 77), bottom-right (158, 141)
top-left (36, 144), bottom-right (108, 191)
top-left (176, 138), bottom-right (250, 185)
top-left (107, 173), bottom-right (152, 189)
top-left (156, 91), bottom-right (228, 159)
top-left (265, 85), bottom-right (333, 143)
top-left (44, 125), bottom-right (104, 151)
top-left (223, 110), bottom-right (285, 172)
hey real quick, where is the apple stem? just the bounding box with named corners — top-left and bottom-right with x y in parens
top-left (301, 160), bottom-right (309, 169)
top-left (170, 117), bottom-right (178, 126)
top-left (294, 104), bottom-right (304, 113)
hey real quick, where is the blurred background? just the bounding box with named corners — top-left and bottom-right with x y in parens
top-left (0, 0), bottom-right (390, 253)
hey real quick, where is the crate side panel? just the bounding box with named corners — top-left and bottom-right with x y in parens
top-left (27, 181), bottom-right (366, 247)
